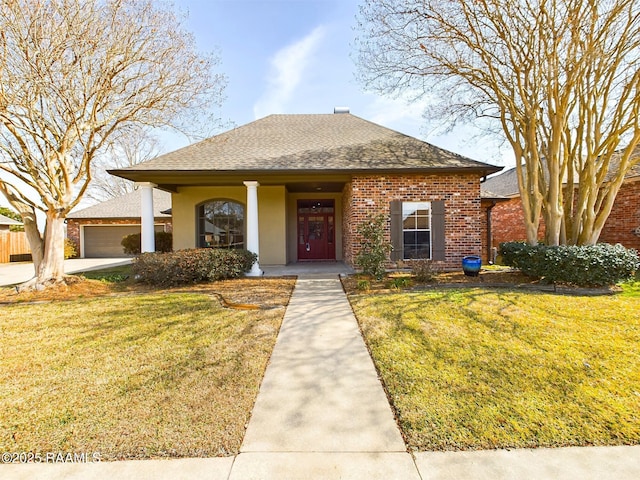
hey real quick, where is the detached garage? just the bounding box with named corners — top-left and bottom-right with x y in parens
top-left (67, 190), bottom-right (172, 258)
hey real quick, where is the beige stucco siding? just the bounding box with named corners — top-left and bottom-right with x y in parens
top-left (257, 186), bottom-right (287, 264)
top-left (171, 185), bottom-right (287, 265)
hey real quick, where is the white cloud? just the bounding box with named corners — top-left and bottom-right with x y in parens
top-left (253, 26), bottom-right (326, 119)
top-left (362, 94), bottom-right (429, 138)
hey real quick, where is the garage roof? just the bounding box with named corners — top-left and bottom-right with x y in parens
top-left (68, 190), bottom-right (171, 219)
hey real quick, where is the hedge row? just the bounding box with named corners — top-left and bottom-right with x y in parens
top-left (500, 241), bottom-right (639, 287)
top-left (132, 248), bottom-right (257, 287)
top-left (121, 232), bottom-right (173, 255)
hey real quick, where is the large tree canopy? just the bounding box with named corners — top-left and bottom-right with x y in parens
top-left (0, 0), bottom-right (226, 288)
top-left (357, 0), bottom-right (640, 246)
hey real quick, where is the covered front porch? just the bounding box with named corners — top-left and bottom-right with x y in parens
top-left (135, 177), bottom-right (350, 275)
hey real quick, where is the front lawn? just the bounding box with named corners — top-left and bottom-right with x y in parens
top-left (0, 277), bottom-right (295, 460)
top-left (349, 288), bottom-right (640, 451)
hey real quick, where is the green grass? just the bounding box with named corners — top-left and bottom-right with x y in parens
top-left (620, 281), bottom-right (640, 297)
top-left (79, 265), bottom-right (132, 283)
top-left (0, 289), bottom-right (289, 459)
top-left (350, 288), bottom-right (640, 451)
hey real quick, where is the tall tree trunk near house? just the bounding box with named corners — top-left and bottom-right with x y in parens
top-left (14, 205), bottom-right (44, 271)
top-left (543, 167), bottom-right (564, 247)
top-left (0, 0), bottom-right (226, 291)
top-left (514, 152), bottom-right (543, 246)
top-left (356, 0), bottom-right (640, 247)
top-left (17, 212), bottom-right (66, 291)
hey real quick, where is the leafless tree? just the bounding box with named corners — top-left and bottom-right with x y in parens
top-left (356, 0), bottom-right (640, 246)
top-left (86, 126), bottom-right (160, 203)
top-left (0, 0), bottom-right (226, 289)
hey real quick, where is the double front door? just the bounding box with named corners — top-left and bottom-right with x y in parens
top-left (297, 200), bottom-right (335, 261)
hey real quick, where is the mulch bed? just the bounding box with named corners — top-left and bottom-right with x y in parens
top-left (341, 269), bottom-right (619, 296)
top-left (0, 276), bottom-right (297, 306)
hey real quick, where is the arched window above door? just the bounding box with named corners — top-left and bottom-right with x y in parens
top-left (197, 200), bottom-right (245, 249)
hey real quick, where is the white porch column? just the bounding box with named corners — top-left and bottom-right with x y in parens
top-left (244, 181), bottom-right (262, 276)
top-left (136, 182), bottom-right (157, 253)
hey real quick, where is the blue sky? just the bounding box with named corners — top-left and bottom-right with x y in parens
top-left (169, 0), bottom-right (510, 166)
top-left (1, 0), bottom-right (510, 213)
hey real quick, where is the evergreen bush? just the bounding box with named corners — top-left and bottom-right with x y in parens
top-left (121, 231), bottom-right (173, 255)
top-left (499, 242), bottom-right (639, 286)
top-left (355, 213), bottom-right (392, 280)
top-left (132, 248), bottom-right (257, 286)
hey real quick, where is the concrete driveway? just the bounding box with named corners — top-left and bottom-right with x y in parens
top-left (0, 258), bottom-right (133, 287)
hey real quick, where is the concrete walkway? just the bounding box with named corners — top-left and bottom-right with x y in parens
top-left (0, 258), bottom-right (132, 287)
top-left (230, 276), bottom-right (419, 479)
top-left (2, 271), bottom-right (640, 479)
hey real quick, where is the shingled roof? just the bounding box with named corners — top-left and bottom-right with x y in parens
top-left (0, 213), bottom-right (22, 226)
top-left (68, 190), bottom-right (171, 219)
top-left (110, 114), bottom-right (501, 183)
top-left (482, 145), bottom-right (640, 199)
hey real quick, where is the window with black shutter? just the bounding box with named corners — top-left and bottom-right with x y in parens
top-left (390, 200), bottom-right (445, 261)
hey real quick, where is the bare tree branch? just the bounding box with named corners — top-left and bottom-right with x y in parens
top-left (0, 0), bottom-right (226, 288)
top-left (356, 0), bottom-right (640, 245)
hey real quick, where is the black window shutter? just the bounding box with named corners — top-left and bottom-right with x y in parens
top-left (432, 200), bottom-right (446, 261)
top-left (390, 200), bottom-right (403, 261)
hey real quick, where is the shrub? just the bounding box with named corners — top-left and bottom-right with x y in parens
top-left (355, 213), bottom-right (392, 280)
top-left (64, 238), bottom-right (77, 259)
top-left (132, 248), bottom-right (257, 287)
top-left (386, 276), bottom-right (412, 290)
top-left (411, 259), bottom-right (437, 283)
top-left (121, 231), bottom-right (173, 255)
top-left (500, 242), bottom-right (639, 287)
top-left (498, 241), bottom-right (531, 269)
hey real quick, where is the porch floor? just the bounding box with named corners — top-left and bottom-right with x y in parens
top-left (261, 262), bottom-right (354, 277)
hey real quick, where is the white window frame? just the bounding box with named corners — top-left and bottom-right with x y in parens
top-left (402, 201), bottom-right (432, 260)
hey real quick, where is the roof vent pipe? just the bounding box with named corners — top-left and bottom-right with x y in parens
top-left (333, 107), bottom-right (350, 114)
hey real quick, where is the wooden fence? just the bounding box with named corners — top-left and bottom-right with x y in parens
top-left (0, 231), bottom-right (32, 263)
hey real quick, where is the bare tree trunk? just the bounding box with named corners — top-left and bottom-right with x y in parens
top-left (17, 212), bottom-right (66, 290)
top-left (14, 205), bottom-right (44, 271)
top-left (37, 212), bottom-right (66, 281)
top-left (514, 152), bottom-right (543, 246)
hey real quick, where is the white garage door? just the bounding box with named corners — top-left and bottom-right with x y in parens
top-left (83, 225), bottom-right (142, 258)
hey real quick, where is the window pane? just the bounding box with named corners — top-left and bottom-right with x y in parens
top-left (416, 231), bottom-right (430, 244)
top-left (403, 215), bottom-right (416, 230)
top-left (402, 202), bottom-right (430, 217)
top-left (198, 200), bottom-right (245, 249)
top-left (401, 201), bottom-right (432, 260)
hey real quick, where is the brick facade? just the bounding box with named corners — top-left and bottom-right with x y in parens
top-left (490, 179), bottom-right (640, 250)
top-left (598, 179), bottom-right (640, 250)
top-left (342, 174), bottom-right (483, 270)
top-left (490, 198), bottom-right (545, 247)
top-left (66, 218), bottom-right (173, 257)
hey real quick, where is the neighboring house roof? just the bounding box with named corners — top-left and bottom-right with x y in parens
top-left (110, 113), bottom-right (501, 187)
top-left (481, 168), bottom-right (521, 198)
top-left (0, 215), bottom-right (22, 225)
top-left (0, 213), bottom-right (22, 226)
top-left (482, 145), bottom-right (640, 198)
top-left (480, 189), bottom-right (509, 201)
top-left (606, 144), bottom-right (640, 181)
top-left (68, 189), bottom-right (171, 219)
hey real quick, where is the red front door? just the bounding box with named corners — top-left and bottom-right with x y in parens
top-left (297, 200), bottom-right (335, 261)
